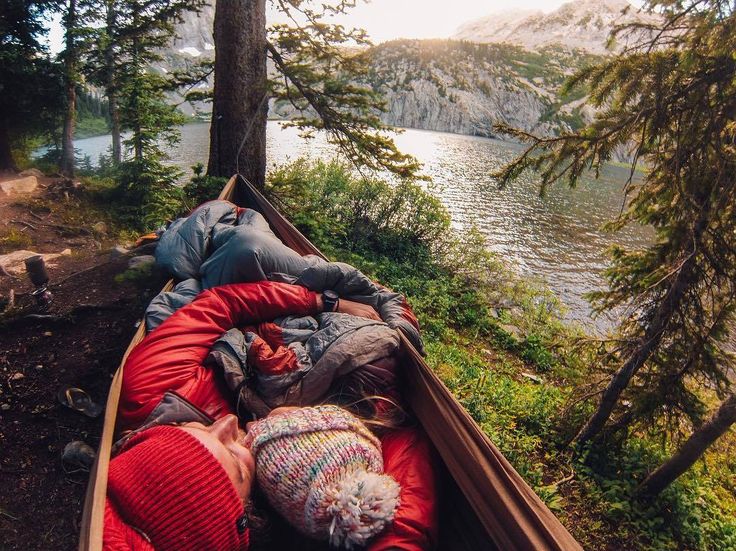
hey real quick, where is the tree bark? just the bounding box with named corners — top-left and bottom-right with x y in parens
top-left (0, 124), bottom-right (18, 171)
top-left (60, 0), bottom-right (77, 176)
top-left (573, 195), bottom-right (713, 448)
top-left (207, 0), bottom-right (268, 187)
top-left (638, 394), bottom-right (736, 496)
top-left (104, 1), bottom-right (121, 164)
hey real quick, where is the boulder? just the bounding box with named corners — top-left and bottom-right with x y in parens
top-left (0, 176), bottom-right (38, 196)
top-left (19, 168), bottom-right (44, 178)
top-left (0, 249), bottom-right (72, 276)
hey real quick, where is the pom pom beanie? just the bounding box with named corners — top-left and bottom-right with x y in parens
top-left (244, 405), bottom-right (400, 548)
top-left (107, 425), bottom-right (250, 550)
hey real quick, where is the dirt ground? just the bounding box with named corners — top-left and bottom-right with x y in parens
top-left (0, 174), bottom-right (163, 550)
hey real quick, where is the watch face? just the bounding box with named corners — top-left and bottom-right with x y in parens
top-left (324, 290), bottom-right (338, 300)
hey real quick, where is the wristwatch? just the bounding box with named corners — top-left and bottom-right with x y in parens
top-left (322, 290), bottom-right (339, 312)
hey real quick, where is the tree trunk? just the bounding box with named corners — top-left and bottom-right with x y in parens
top-left (638, 394), bottom-right (736, 496)
top-left (60, 0), bottom-right (77, 176)
top-left (207, 0), bottom-right (268, 187)
top-left (573, 196), bottom-right (713, 448)
top-left (0, 124), bottom-right (18, 171)
top-left (104, 1), bottom-right (121, 164)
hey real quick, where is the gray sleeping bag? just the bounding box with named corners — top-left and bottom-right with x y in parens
top-left (146, 200), bottom-right (425, 353)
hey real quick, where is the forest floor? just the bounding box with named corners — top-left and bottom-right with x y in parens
top-left (0, 173), bottom-right (163, 550)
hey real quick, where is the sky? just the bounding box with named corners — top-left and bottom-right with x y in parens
top-left (283, 0), bottom-right (579, 44)
top-left (46, 0), bottom-right (590, 53)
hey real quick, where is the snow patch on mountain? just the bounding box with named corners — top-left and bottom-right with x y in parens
top-left (178, 46), bottom-right (202, 58)
top-left (454, 0), bottom-right (659, 54)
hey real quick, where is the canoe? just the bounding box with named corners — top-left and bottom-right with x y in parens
top-left (79, 175), bottom-right (582, 551)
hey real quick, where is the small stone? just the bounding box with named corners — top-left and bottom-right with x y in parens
top-left (34, 364), bottom-right (43, 371)
top-left (110, 245), bottom-right (129, 260)
top-left (10, 372), bottom-right (24, 381)
top-left (499, 323), bottom-right (524, 340)
top-left (62, 441), bottom-right (96, 471)
top-left (43, 331), bottom-right (53, 337)
top-left (92, 221), bottom-right (107, 234)
top-left (127, 255), bottom-right (155, 270)
top-left (496, 298), bottom-right (516, 310)
top-left (1, 404), bottom-right (10, 411)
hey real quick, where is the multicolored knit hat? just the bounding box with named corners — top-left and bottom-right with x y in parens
top-left (244, 405), bottom-right (400, 548)
top-left (108, 425), bottom-right (250, 550)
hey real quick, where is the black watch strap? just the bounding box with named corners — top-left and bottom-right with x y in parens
top-left (322, 290), bottom-right (339, 312)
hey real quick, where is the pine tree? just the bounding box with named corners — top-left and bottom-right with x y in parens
top-left (0, 0), bottom-right (63, 170)
top-left (85, 0), bottom-right (204, 165)
top-left (638, 393), bottom-right (736, 496)
top-left (207, 0), bottom-right (421, 185)
top-left (60, 0), bottom-right (79, 176)
top-left (495, 1), bottom-right (736, 449)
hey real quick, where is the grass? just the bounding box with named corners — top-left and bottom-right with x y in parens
top-left (0, 228), bottom-right (33, 253)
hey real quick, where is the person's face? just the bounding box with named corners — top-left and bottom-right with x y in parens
top-left (179, 415), bottom-right (255, 504)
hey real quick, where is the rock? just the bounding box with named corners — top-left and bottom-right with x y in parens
top-left (0, 175), bottom-right (38, 196)
top-left (1, 404), bottom-right (10, 411)
top-left (110, 245), bottom-right (129, 260)
top-left (34, 364), bottom-right (43, 371)
top-left (62, 441), bottom-right (96, 471)
top-left (521, 371), bottom-right (544, 384)
top-left (496, 298), bottom-right (516, 310)
top-left (127, 255), bottom-right (155, 270)
top-left (19, 168), bottom-right (44, 178)
top-left (499, 323), bottom-right (524, 340)
top-left (10, 372), bottom-right (24, 381)
top-left (92, 221), bottom-right (107, 234)
top-left (0, 249), bottom-right (72, 276)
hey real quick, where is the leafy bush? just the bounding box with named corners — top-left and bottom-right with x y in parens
top-left (183, 163), bottom-right (228, 207)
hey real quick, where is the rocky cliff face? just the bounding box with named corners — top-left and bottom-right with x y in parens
top-left (367, 40), bottom-right (598, 137)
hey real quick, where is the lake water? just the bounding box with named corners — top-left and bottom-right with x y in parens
top-left (70, 122), bottom-right (651, 332)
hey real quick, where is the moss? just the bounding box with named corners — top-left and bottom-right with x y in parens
top-left (0, 228), bottom-right (34, 253)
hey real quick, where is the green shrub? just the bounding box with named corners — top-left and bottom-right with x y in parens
top-left (183, 163), bottom-right (229, 207)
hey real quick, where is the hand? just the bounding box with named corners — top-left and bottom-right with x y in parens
top-left (337, 298), bottom-right (382, 321)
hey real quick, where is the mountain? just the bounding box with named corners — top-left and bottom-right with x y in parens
top-left (453, 0), bottom-right (659, 55)
top-left (162, 1), bottom-right (655, 139)
top-left (366, 39), bottom-right (599, 138)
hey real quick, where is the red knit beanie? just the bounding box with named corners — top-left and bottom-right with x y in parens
top-left (107, 425), bottom-right (250, 550)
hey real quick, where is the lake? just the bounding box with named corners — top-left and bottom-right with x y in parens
top-left (69, 122), bottom-right (651, 332)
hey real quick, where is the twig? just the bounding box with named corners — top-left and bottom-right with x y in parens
top-left (10, 219), bottom-right (37, 231)
top-left (0, 301), bottom-right (128, 329)
top-left (0, 509), bottom-right (19, 520)
top-left (29, 211), bottom-right (48, 222)
top-left (551, 473), bottom-right (575, 488)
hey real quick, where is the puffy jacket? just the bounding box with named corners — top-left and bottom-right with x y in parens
top-left (110, 281), bottom-right (437, 550)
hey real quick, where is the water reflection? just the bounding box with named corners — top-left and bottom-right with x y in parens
top-left (69, 122), bottom-right (652, 331)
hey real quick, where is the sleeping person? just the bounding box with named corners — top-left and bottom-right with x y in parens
top-left (105, 281), bottom-right (438, 550)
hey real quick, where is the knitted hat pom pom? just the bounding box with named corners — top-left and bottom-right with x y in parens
top-left (325, 470), bottom-right (401, 549)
